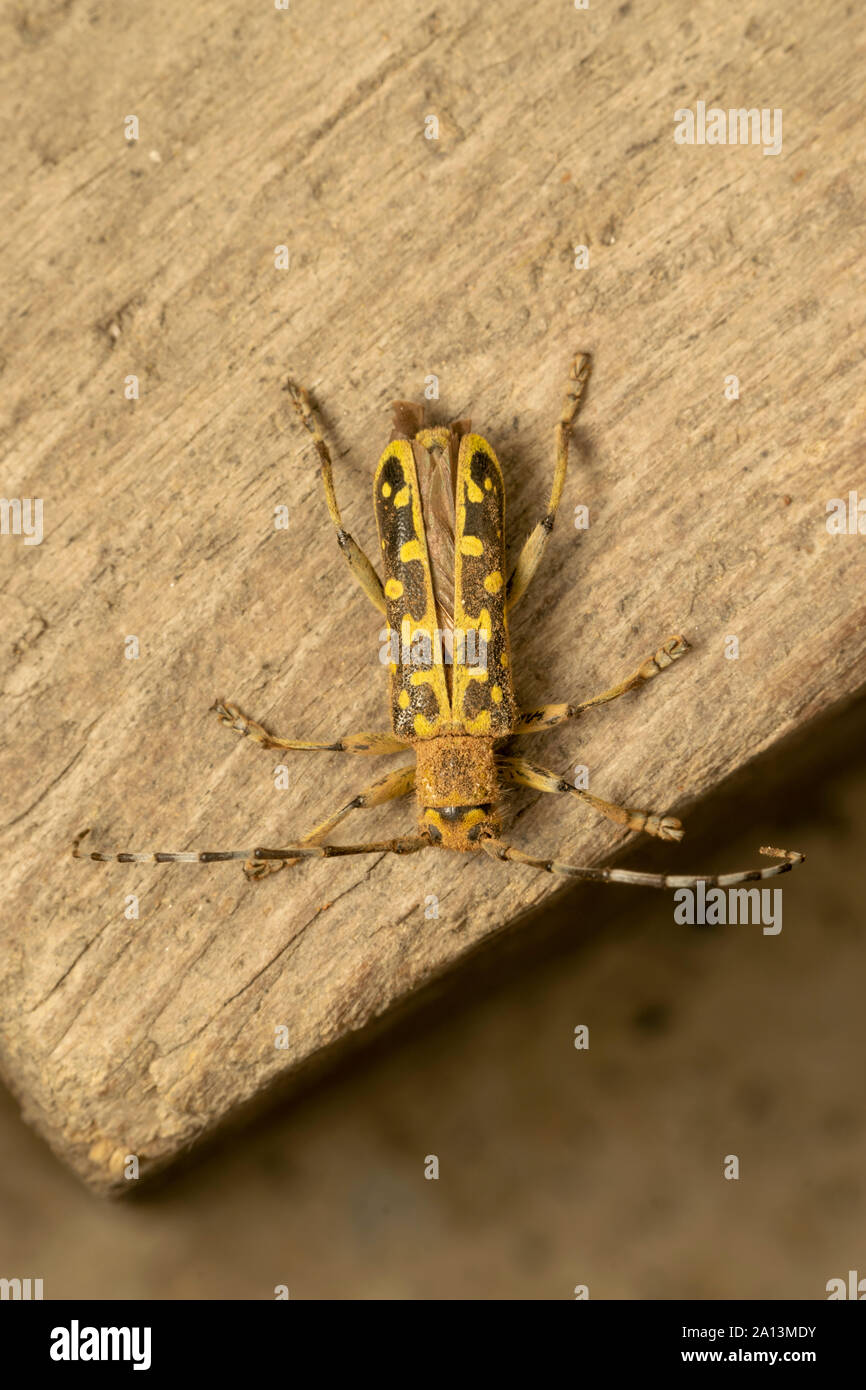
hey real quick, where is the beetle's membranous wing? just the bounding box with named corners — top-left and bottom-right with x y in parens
top-left (452, 434), bottom-right (518, 736)
top-left (374, 440), bottom-right (452, 739)
top-left (412, 428), bottom-right (456, 634)
top-left (389, 400), bottom-right (425, 442)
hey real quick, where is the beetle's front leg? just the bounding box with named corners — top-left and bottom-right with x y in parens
top-left (498, 755), bottom-right (683, 841)
top-left (245, 762), bottom-right (417, 878)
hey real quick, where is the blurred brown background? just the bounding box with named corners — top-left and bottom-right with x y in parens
top-left (2, 692), bottom-right (863, 1299)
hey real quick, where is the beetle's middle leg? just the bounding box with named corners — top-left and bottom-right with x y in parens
top-left (213, 701), bottom-right (408, 756)
top-left (499, 755), bottom-right (683, 842)
top-left (245, 762), bottom-right (417, 878)
top-left (513, 635), bottom-right (689, 734)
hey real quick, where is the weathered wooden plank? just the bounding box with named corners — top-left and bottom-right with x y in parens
top-left (0, 0), bottom-right (864, 1193)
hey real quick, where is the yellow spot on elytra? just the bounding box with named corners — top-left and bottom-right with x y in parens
top-left (484, 571), bottom-right (503, 594)
top-left (491, 685), bottom-right (503, 704)
top-left (381, 482), bottom-right (392, 498)
top-left (460, 535), bottom-right (483, 556)
top-left (398, 690), bottom-right (411, 709)
top-left (389, 662), bottom-right (397, 675)
top-left (385, 578), bottom-right (404, 599)
top-left (400, 539), bottom-right (423, 562)
top-left (501, 651), bottom-right (509, 667)
top-left (395, 486), bottom-right (410, 507)
top-left (410, 669), bottom-right (436, 685)
top-left (466, 479), bottom-right (483, 503)
top-left (484, 477), bottom-right (493, 491)
top-left (414, 713), bottom-right (438, 737)
top-left (463, 709), bottom-right (491, 734)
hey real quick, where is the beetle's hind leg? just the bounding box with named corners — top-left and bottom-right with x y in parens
top-left (498, 755), bottom-right (683, 841)
top-left (213, 701), bottom-right (408, 756)
top-left (285, 379), bottom-right (387, 614)
top-left (506, 351), bottom-right (591, 610)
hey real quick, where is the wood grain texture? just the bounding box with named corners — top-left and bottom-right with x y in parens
top-left (0, 0), bottom-right (863, 1194)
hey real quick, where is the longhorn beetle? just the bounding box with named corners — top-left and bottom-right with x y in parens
top-left (74, 353), bottom-right (803, 890)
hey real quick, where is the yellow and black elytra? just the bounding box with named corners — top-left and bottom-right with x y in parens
top-left (74, 354), bottom-right (804, 891)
